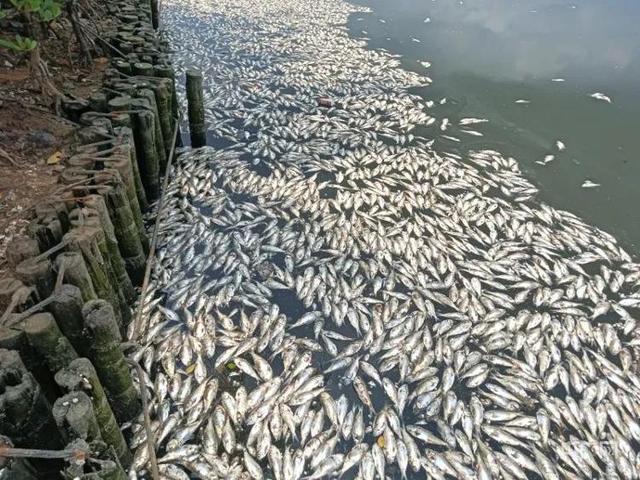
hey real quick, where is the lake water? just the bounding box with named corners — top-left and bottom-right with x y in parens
top-left (348, 0), bottom-right (640, 254)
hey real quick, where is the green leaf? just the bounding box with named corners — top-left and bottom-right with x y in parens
top-left (0, 34), bottom-right (36, 52)
top-left (0, 38), bottom-right (20, 51)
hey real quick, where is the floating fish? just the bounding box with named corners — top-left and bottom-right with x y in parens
top-left (590, 92), bottom-right (612, 103)
top-left (122, 1), bottom-right (640, 480)
top-left (582, 180), bottom-right (601, 188)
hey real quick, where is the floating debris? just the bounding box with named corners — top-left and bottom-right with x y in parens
top-left (127, 0), bottom-right (640, 479)
top-left (556, 140), bottom-right (566, 151)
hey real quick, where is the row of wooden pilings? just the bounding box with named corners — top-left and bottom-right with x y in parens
top-left (0, 0), bottom-right (207, 477)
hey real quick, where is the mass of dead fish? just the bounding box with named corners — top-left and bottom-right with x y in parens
top-left (124, 0), bottom-right (640, 479)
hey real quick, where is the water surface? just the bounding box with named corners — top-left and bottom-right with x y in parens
top-left (348, 0), bottom-right (640, 253)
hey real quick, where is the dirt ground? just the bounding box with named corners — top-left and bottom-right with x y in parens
top-left (0, 35), bottom-right (107, 276)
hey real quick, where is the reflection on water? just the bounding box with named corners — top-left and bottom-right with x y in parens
top-left (348, 0), bottom-right (640, 253)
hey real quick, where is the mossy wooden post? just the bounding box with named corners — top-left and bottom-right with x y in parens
top-left (113, 126), bottom-right (150, 213)
top-left (150, 0), bottom-right (159, 29)
top-left (0, 331), bottom-right (58, 402)
top-left (132, 62), bottom-right (154, 77)
top-left (0, 435), bottom-right (39, 479)
top-left (55, 358), bottom-right (132, 468)
top-left (21, 312), bottom-right (79, 374)
top-left (94, 182), bottom-right (147, 284)
top-left (53, 391), bottom-right (103, 444)
top-left (15, 256), bottom-right (55, 301)
top-left (102, 143), bottom-right (148, 242)
top-left (132, 108), bottom-right (160, 200)
top-left (64, 227), bottom-right (123, 327)
top-left (82, 300), bottom-right (140, 423)
top-left (186, 69), bottom-right (206, 147)
top-left (154, 64), bottom-right (181, 146)
top-left (29, 215), bottom-right (64, 251)
top-left (89, 92), bottom-right (108, 112)
top-left (114, 60), bottom-right (132, 76)
top-left (138, 88), bottom-right (167, 172)
top-left (81, 197), bottom-right (137, 303)
top-left (0, 366), bottom-right (64, 476)
top-left (48, 284), bottom-right (88, 357)
top-left (67, 214), bottom-right (130, 327)
top-left (153, 79), bottom-right (172, 161)
top-left (55, 252), bottom-right (97, 303)
top-left (35, 199), bottom-right (70, 233)
top-left (5, 236), bottom-right (40, 268)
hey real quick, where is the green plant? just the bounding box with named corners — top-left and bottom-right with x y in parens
top-left (0, 0), bottom-right (65, 108)
top-left (7, 0), bottom-right (61, 21)
top-left (0, 34), bottom-right (37, 51)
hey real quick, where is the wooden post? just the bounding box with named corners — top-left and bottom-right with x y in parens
top-left (67, 215), bottom-right (130, 327)
top-left (154, 63), bottom-right (181, 146)
top-left (82, 300), bottom-right (140, 423)
top-left (64, 227), bottom-right (123, 328)
top-left (102, 143), bottom-right (148, 240)
top-left (78, 198), bottom-right (137, 304)
top-left (94, 182), bottom-right (147, 285)
top-left (48, 284), bottom-right (88, 357)
top-left (35, 199), bottom-right (70, 233)
top-left (53, 391), bottom-right (103, 444)
top-left (0, 330), bottom-right (59, 402)
top-left (20, 312), bottom-right (79, 374)
top-left (28, 215), bottom-right (64, 252)
top-left (132, 62), bottom-right (154, 77)
top-left (5, 236), bottom-right (40, 268)
top-left (0, 364), bottom-right (64, 476)
top-left (89, 92), bottom-right (108, 112)
top-left (113, 126), bottom-right (150, 213)
top-left (15, 257), bottom-right (55, 301)
top-left (186, 69), bottom-right (206, 147)
top-left (138, 88), bottom-right (167, 173)
top-left (55, 358), bottom-right (132, 468)
top-left (150, 0), bottom-right (159, 29)
top-left (132, 108), bottom-right (160, 200)
top-left (55, 252), bottom-right (98, 303)
top-left (153, 79), bottom-right (172, 161)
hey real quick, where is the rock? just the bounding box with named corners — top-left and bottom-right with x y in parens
top-left (29, 130), bottom-right (57, 149)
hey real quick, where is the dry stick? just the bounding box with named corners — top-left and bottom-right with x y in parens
top-left (0, 286), bottom-right (36, 325)
top-left (3, 296), bottom-right (57, 328)
top-left (55, 263), bottom-right (67, 291)
top-left (131, 117), bottom-right (179, 341)
top-left (33, 239), bottom-right (69, 263)
top-left (0, 147), bottom-right (19, 166)
top-left (0, 445), bottom-right (89, 462)
top-left (128, 359), bottom-right (159, 480)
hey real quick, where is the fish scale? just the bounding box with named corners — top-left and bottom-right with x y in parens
top-left (126, 0), bottom-right (640, 478)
